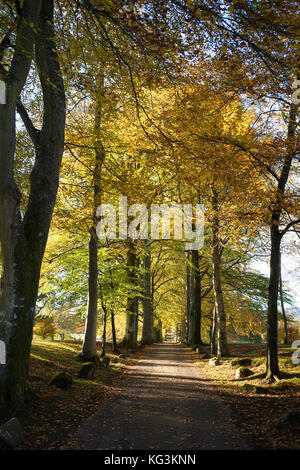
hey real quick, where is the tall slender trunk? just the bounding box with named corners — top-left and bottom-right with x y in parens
top-left (190, 250), bottom-right (202, 345)
top-left (175, 324), bottom-right (180, 343)
top-left (279, 254), bottom-right (289, 345)
top-left (81, 76), bottom-right (104, 360)
top-left (187, 251), bottom-right (195, 345)
top-left (110, 309), bottom-right (117, 352)
top-left (185, 251), bottom-right (191, 343)
top-left (211, 189), bottom-right (229, 357)
top-left (211, 306), bottom-right (217, 356)
top-left (0, 0), bottom-right (65, 411)
top-left (134, 257), bottom-right (140, 344)
top-left (141, 243), bottom-right (153, 344)
top-left (82, 233), bottom-right (99, 359)
top-left (266, 222), bottom-right (281, 378)
top-left (266, 103), bottom-right (297, 381)
top-left (109, 269), bottom-right (118, 353)
top-left (123, 241), bottom-right (137, 349)
top-left (101, 305), bottom-right (107, 358)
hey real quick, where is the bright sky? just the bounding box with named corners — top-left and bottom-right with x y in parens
top-left (251, 248), bottom-right (300, 309)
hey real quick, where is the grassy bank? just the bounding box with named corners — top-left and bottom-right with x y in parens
top-left (196, 343), bottom-right (300, 449)
top-left (17, 339), bottom-right (126, 450)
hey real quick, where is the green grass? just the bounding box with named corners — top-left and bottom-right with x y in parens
top-left (195, 343), bottom-right (300, 449)
top-left (196, 343), bottom-right (300, 394)
top-left (17, 339), bottom-right (125, 450)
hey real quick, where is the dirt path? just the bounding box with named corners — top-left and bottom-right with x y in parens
top-left (67, 343), bottom-right (250, 450)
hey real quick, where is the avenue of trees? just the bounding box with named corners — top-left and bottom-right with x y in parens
top-left (0, 0), bottom-right (299, 414)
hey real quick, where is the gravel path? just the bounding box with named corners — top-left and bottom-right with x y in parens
top-left (68, 343), bottom-right (250, 450)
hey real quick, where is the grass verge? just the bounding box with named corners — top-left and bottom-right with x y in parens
top-left (195, 343), bottom-right (300, 449)
top-left (16, 339), bottom-right (127, 450)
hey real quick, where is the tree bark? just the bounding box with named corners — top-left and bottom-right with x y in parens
top-left (82, 232), bottom-right (99, 359)
top-left (266, 221), bottom-right (281, 379)
top-left (211, 189), bottom-right (229, 357)
top-left (266, 103), bottom-right (298, 381)
top-left (110, 308), bottom-right (117, 352)
top-left (109, 268), bottom-right (118, 353)
top-left (279, 254), bottom-right (288, 345)
top-left (141, 243), bottom-right (153, 344)
top-left (123, 241), bottom-right (137, 349)
top-left (101, 305), bottom-right (107, 358)
top-left (185, 251), bottom-right (192, 343)
top-left (190, 250), bottom-right (202, 346)
top-left (134, 256), bottom-right (140, 344)
top-left (0, 0), bottom-right (65, 410)
top-left (81, 77), bottom-right (104, 361)
top-left (210, 306), bottom-right (217, 356)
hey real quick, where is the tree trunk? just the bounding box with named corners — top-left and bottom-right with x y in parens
top-left (0, 0), bottom-right (65, 411)
top-left (110, 309), bottom-right (117, 353)
top-left (266, 220), bottom-right (281, 380)
top-left (101, 305), bottom-right (107, 358)
top-left (210, 306), bottom-right (217, 356)
top-left (134, 295), bottom-right (139, 345)
top-left (134, 256), bottom-right (140, 344)
top-left (185, 251), bottom-right (192, 343)
top-left (190, 250), bottom-right (202, 346)
top-left (0, 0), bottom-right (65, 408)
top-left (141, 243), bottom-right (153, 344)
top-left (82, 233), bottom-right (99, 360)
top-left (279, 254), bottom-right (289, 345)
top-left (266, 103), bottom-right (297, 381)
top-left (211, 190), bottom-right (229, 357)
top-left (109, 269), bottom-right (118, 353)
top-left (123, 242), bottom-right (137, 349)
top-left (81, 77), bottom-right (104, 360)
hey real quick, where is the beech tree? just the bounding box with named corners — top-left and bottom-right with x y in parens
top-left (81, 79), bottom-right (105, 362)
top-left (0, 0), bottom-right (65, 409)
top-left (141, 242), bottom-right (153, 345)
top-left (123, 241), bottom-right (139, 349)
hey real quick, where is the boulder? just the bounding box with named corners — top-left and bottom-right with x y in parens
top-left (235, 366), bottom-right (254, 379)
top-left (277, 410), bottom-right (300, 431)
top-left (102, 356), bottom-right (111, 366)
top-left (231, 358), bottom-right (252, 367)
top-left (49, 372), bottom-right (73, 390)
top-left (241, 383), bottom-right (271, 394)
top-left (209, 357), bottom-right (221, 366)
top-left (255, 386), bottom-right (272, 394)
top-left (77, 362), bottom-right (95, 379)
top-left (0, 417), bottom-right (23, 448)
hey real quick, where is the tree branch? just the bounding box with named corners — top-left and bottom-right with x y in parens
top-left (280, 219), bottom-right (300, 238)
top-left (16, 100), bottom-right (40, 144)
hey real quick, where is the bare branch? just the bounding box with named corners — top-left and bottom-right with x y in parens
top-left (16, 100), bottom-right (40, 144)
top-left (280, 219), bottom-right (300, 238)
